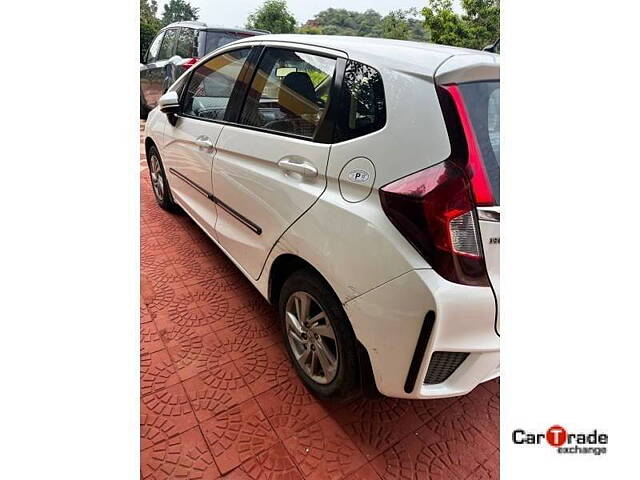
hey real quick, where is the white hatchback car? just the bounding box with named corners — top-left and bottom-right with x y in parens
top-left (144, 34), bottom-right (500, 401)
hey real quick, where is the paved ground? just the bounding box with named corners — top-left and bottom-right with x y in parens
top-left (140, 121), bottom-right (499, 479)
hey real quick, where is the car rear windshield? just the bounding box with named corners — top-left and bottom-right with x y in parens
top-left (205, 31), bottom-right (253, 54)
top-left (459, 81), bottom-right (500, 205)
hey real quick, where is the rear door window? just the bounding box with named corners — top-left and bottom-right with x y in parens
top-left (157, 29), bottom-right (178, 60)
top-left (181, 48), bottom-right (251, 121)
top-left (175, 28), bottom-right (198, 58)
top-left (238, 48), bottom-right (336, 138)
top-left (205, 31), bottom-right (253, 53)
top-left (459, 81), bottom-right (500, 204)
top-left (334, 60), bottom-right (386, 142)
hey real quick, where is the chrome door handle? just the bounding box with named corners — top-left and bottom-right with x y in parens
top-left (277, 158), bottom-right (318, 177)
top-left (194, 136), bottom-right (214, 151)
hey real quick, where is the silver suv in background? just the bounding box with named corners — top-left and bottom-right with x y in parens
top-left (140, 21), bottom-right (266, 118)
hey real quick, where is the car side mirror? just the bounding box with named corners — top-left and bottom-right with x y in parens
top-left (159, 91), bottom-right (180, 114)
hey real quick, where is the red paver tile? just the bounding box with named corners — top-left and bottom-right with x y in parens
top-left (329, 396), bottom-right (423, 460)
top-left (141, 412), bottom-right (181, 451)
top-left (349, 463), bottom-right (382, 480)
top-left (222, 297), bottom-right (281, 343)
top-left (141, 349), bottom-right (182, 395)
top-left (236, 343), bottom-right (292, 396)
top-left (425, 387), bottom-right (499, 449)
top-left (141, 382), bottom-right (198, 438)
top-left (142, 279), bottom-right (178, 316)
top-left (230, 442), bottom-right (303, 480)
top-left (166, 286), bottom-right (231, 332)
top-left (142, 426), bottom-right (221, 479)
top-left (181, 348), bottom-right (253, 403)
top-left (141, 321), bottom-right (165, 354)
top-left (183, 373), bottom-right (247, 423)
top-left (159, 324), bottom-right (207, 371)
top-left (141, 302), bottom-right (153, 324)
top-left (284, 416), bottom-right (367, 480)
top-left (256, 383), bottom-right (329, 441)
top-left (410, 396), bottom-right (460, 425)
top-left (465, 448), bottom-right (499, 479)
top-left (201, 398), bottom-right (280, 475)
top-left (371, 424), bottom-right (493, 480)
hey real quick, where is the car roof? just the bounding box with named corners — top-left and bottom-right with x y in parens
top-left (162, 21), bottom-right (268, 35)
top-left (229, 34), bottom-right (498, 78)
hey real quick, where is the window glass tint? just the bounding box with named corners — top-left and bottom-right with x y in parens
top-left (146, 31), bottom-right (165, 63)
top-left (205, 32), bottom-right (252, 54)
top-left (175, 28), bottom-right (198, 58)
top-left (157, 29), bottom-right (178, 60)
top-left (239, 48), bottom-right (336, 138)
top-left (459, 81), bottom-right (500, 204)
top-left (182, 48), bottom-right (250, 121)
top-left (334, 60), bottom-right (386, 142)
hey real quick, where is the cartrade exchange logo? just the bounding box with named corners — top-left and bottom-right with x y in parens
top-left (512, 425), bottom-right (608, 455)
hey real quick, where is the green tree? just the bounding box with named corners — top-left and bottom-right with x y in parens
top-left (380, 8), bottom-right (428, 41)
top-left (161, 0), bottom-right (200, 25)
top-left (140, 0), bottom-right (162, 60)
top-left (462, 0), bottom-right (500, 49)
top-left (246, 0), bottom-right (296, 33)
top-left (422, 0), bottom-right (499, 49)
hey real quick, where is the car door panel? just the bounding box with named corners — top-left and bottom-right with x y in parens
top-left (160, 47), bottom-right (253, 240)
top-left (213, 127), bottom-right (330, 278)
top-left (162, 117), bottom-right (223, 239)
top-left (211, 47), bottom-right (339, 280)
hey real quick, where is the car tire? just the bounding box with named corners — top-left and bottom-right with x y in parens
top-left (147, 146), bottom-right (176, 211)
top-left (279, 269), bottom-right (360, 402)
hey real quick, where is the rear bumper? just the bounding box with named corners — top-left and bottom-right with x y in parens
top-left (343, 269), bottom-right (499, 399)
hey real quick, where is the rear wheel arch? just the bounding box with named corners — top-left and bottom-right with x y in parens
top-left (144, 137), bottom-right (157, 164)
top-left (267, 253), bottom-right (379, 396)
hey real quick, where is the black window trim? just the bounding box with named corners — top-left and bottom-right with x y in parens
top-left (174, 42), bottom-right (350, 145)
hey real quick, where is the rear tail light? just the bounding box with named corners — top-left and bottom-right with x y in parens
top-left (379, 83), bottom-right (493, 287)
top-left (181, 57), bottom-right (199, 71)
top-left (380, 160), bottom-right (488, 286)
top-left (441, 84), bottom-right (495, 206)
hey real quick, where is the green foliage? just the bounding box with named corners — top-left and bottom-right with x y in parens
top-left (246, 0), bottom-right (296, 34)
top-left (380, 9), bottom-right (428, 41)
top-left (422, 0), bottom-right (499, 49)
top-left (298, 8), bottom-right (427, 41)
top-left (140, 0), bottom-right (163, 60)
top-left (161, 0), bottom-right (200, 25)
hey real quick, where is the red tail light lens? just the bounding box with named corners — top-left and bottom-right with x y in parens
top-left (441, 84), bottom-right (495, 206)
top-left (181, 57), bottom-right (199, 71)
top-left (380, 160), bottom-right (488, 287)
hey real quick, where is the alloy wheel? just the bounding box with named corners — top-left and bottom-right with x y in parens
top-left (285, 291), bottom-right (338, 384)
top-left (150, 154), bottom-right (165, 202)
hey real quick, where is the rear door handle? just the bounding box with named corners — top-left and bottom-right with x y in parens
top-left (194, 136), bottom-right (214, 151)
top-left (277, 158), bottom-right (318, 177)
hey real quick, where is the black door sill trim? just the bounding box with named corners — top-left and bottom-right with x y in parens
top-left (168, 168), bottom-right (262, 235)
